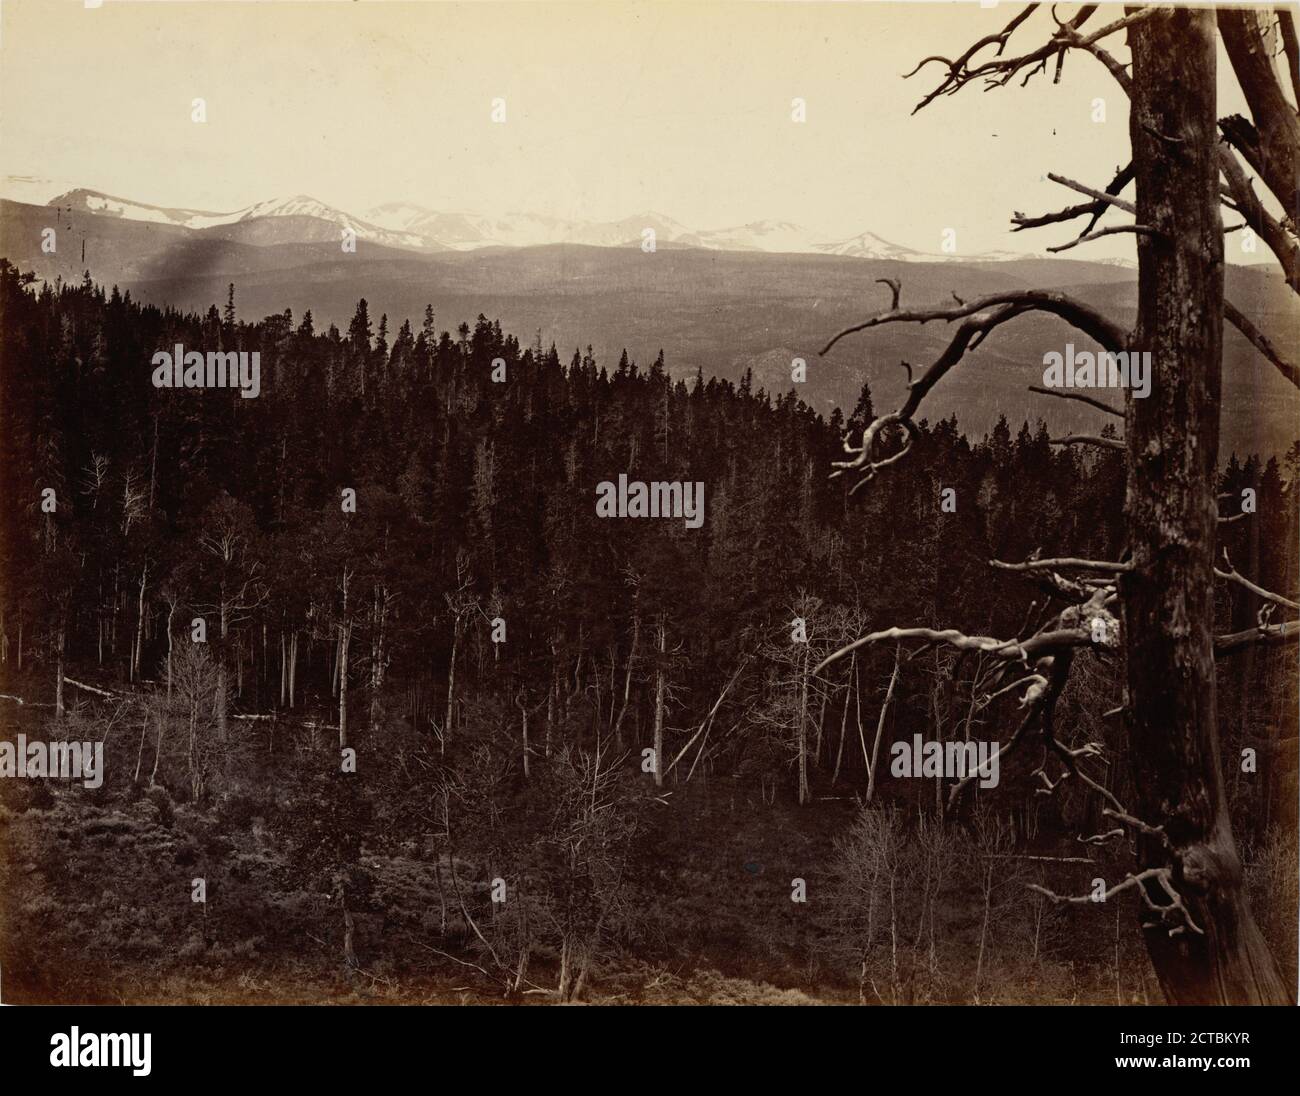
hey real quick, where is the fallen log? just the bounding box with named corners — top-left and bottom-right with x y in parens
top-left (64, 677), bottom-right (116, 699)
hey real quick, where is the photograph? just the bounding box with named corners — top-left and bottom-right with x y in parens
top-left (0, 0), bottom-right (1296, 1076)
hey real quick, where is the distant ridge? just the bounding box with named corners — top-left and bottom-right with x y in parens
top-left (45, 186), bottom-right (1043, 261)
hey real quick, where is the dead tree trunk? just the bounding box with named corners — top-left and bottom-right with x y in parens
top-left (369, 582), bottom-right (388, 732)
top-left (339, 567), bottom-right (352, 750)
top-left (339, 622), bottom-right (351, 750)
top-left (1121, 8), bottom-right (1290, 1005)
top-left (132, 562), bottom-right (148, 682)
top-left (165, 599), bottom-right (175, 701)
top-left (515, 688), bottom-right (544, 779)
top-left (611, 611), bottom-right (639, 749)
top-left (831, 652), bottom-right (853, 785)
top-left (796, 643), bottom-right (810, 805)
top-left (652, 616), bottom-right (666, 788)
top-left (216, 599), bottom-right (229, 741)
top-left (55, 620), bottom-right (65, 719)
top-left (866, 646), bottom-right (900, 803)
top-left (443, 615), bottom-right (459, 756)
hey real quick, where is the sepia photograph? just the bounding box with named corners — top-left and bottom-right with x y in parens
top-left (0, 0), bottom-right (1296, 1078)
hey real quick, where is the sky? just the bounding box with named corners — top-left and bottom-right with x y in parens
top-left (0, 0), bottom-right (1281, 259)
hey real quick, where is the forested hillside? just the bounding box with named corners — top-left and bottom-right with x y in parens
top-left (0, 258), bottom-right (1294, 1003)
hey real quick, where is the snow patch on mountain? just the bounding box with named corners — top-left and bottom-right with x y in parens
top-left (50, 189), bottom-right (430, 250)
top-left (52, 188), bottom-right (1041, 261)
top-left (811, 230), bottom-right (1035, 263)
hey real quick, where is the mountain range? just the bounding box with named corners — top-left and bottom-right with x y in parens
top-left (4, 189), bottom-right (1292, 458)
top-left (47, 187), bottom-right (1051, 263)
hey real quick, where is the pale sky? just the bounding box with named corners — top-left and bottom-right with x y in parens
top-left (0, 1), bottom-right (1281, 258)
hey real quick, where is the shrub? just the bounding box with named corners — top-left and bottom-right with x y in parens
top-left (147, 784), bottom-right (175, 828)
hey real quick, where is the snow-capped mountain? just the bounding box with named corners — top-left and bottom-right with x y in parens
top-left (694, 220), bottom-right (817, 253)
top-left (365, 203), bottom-right (571, 249)
top-left (810, 230), bottom-right (1032, 263)
top-left (48, 189), bottom-right (433, 251)
top-left (364, 205), bottom-right (700, 251)
top-left (47, 188), bottom-right (222, 228)
top-left (48, 188), bottom-right (1039, 261)
top-left (569, 211), bottom-right (696, 249)
top-left (364, 203), bottom-right (1040, 260)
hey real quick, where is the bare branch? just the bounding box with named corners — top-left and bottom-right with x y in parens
top-left (979, 673), bottom-right (1047, 710)
top-left (1028, 384), bottom-right (1123, 418)
top-left (830, 412), bottom-right (919, 495)
top-left (1218, 142), bottom-right (1300, 293)
top-left (821, 286), bottom-right (1130, 489)
top-left (1013, 163), bottom-right (1134, 236)
top-left (1224, 298), bottom-right (1300, 388)
top-left (1046, 223), bottom-right (1161, 253)
top-left (1079, 828), bottom-right (1125, 845)
top-left (902, 3), bottom-right (1037, 80)
top-left (1012, 197), bottom-right (1107, 232)
top-left (989, 556), bottom-right (1132, 575)
top-left (1056, 22), bottom-right (1132, 93)
top-left (1049, 433), bottom-right (1126, 451)
top-left (821, 287), bottom-right (1127, 358)
top-left (1216, 549), bottom-right (1300, 611)
top-left (910, 7), bottom-right (1172, 116)
top-left (811, 620), bottom-right (1108, 678)
top-left (1047, 173), bottom-right (1137, 214)
top-left (1214, 619), bottom-right (1300, 655)
top-left (905, 3), bottom-right (1047, 112)
top-left (1075, 6), bottom-right (1171, 48)
top-left (1028, 866), bottom-right (1203, 937)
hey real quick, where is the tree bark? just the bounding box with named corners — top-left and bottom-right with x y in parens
top-left (1122, 8), bottom-right (1290, 1005)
